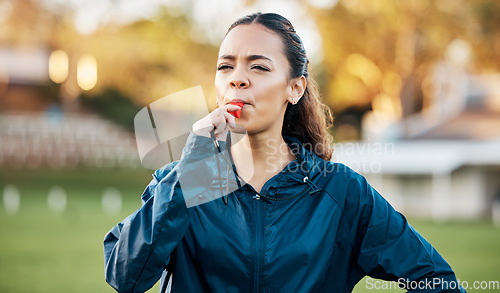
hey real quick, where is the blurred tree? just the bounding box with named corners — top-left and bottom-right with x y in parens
top-left (306, 0), bottom-right (500, 140)
top-left (2, 0), bottom-right (500, 139)
top-left (0, 0), bottom-right (55, 46)
top-left (310, 0), bottom-right (453, 113)
top-left (471, 0), bottom-right (500, 71)
top-left (80, 88), bottom-right (139, 130)
top-left (79, 7), bottom-right (219, 108)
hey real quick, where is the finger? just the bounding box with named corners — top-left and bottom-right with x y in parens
top-left (211, 106), bottom-right (238, 135)
top-left (210, 109), bottom-right (224, 125)
top-left (192, 115), bottom-right (214, 137)
top-left (213, 115), bottom-right (227, 135)
top-left (216, 127), bottom-right (229, 141)
top-left (222, 111), bottom-right (236, 128)
top-left (221, 104), bottom-right (242, 112)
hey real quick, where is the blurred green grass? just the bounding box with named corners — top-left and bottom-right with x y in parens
top-left (0, 168), bottom-right (159, 293)
top-left (1, 168), bottom-right (499, 292)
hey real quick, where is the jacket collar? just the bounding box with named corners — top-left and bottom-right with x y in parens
top-left (228, 135), bottom-right (325, 198)
top-left (277, 135), bottom-right (323, 186)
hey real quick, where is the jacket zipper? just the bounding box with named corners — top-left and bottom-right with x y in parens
top-left (253, 194), bottom-right (265, 293)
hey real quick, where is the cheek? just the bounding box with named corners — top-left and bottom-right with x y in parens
top-left (214, 74), bottom-right (224, 96)
top-left (255, 78), bottom-right (289, 104)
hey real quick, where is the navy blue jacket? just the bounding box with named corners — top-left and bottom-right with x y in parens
top-left (104, 133), bottom-right (466, 292)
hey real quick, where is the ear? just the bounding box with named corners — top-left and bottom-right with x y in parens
top-left (287, 75), bottom-right (307, 104)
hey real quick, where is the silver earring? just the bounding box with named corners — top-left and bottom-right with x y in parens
top-left (216, 98), bottom-right (219, 104)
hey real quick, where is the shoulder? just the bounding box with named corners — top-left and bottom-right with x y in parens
top-left (314, 160), bottom-right (374, 208)
top-left (319, 162), bottom-right (392, 236)
top-left (314, 160), bottom-right (368, 191)
top-left (153, 161), bottom-right (180, 182)
top-left (140, 161), bottom-right (180, 204)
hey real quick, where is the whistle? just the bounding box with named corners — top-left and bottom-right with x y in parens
top-left (228, 102), bottom-right (244, 118)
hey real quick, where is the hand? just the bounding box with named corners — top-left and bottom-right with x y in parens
top-left (192, 103), bottom-right (241, 141)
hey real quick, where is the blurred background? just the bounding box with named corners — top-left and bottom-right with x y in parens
top-left (1, 0), bottom-right (499, 292)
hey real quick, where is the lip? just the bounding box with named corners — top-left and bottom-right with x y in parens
top-left (227, 99), bottom-right (250, 106)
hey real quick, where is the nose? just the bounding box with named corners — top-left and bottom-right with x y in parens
top-left (229, 70), bottom-right (249, 89)
top-left (230, 79), bottom-right (248, 89)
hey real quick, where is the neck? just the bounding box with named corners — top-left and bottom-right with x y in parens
top-left (229, 129), bottom-right (295, 183)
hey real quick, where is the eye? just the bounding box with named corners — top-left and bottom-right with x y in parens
top-left (251, 65), bottom-right (270, 72)
top-left (217, 64), bottom-right (233, 71)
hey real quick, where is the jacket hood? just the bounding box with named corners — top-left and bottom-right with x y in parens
top-left (282, 135), bottom-right (325, 184)
top-left (228, 135), bottom-right (326, 200)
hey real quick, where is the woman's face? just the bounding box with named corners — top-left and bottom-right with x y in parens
top-left (215, 23), bottom-right (296, 135)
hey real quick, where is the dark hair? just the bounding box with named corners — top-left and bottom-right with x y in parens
top-left (226, 12), bottom-right (334, 161)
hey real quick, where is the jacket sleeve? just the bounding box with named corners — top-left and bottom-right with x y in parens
top-left (351, 174), bottom-right (467, 293)
top-left (103, 132), bottom-right (223, 293)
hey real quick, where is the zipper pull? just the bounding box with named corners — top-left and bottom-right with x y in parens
top-left (253, 194), bottom-right (261, 200)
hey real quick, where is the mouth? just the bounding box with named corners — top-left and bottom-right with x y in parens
top-left (227, 99), bottom-right (250, 106)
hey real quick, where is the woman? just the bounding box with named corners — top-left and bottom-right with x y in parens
top-left (104, 13), bottom-right (466, 293)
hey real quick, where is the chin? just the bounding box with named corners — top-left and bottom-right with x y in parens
top-left (239, 124), bottom-right (267, 136)
top-left (231, 123), bottom-right (248, 134)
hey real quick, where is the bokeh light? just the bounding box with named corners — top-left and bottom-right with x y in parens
top-left (77, 54), bottom-right (97, 91)
top-left (49, 50), bottom-right (69, 84)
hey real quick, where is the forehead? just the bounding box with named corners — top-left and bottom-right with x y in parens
top-left (219, 24), bottom-right (285, 60)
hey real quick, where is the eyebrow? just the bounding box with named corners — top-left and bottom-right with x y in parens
top-left (218, 54), bottom-right (273, 62)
